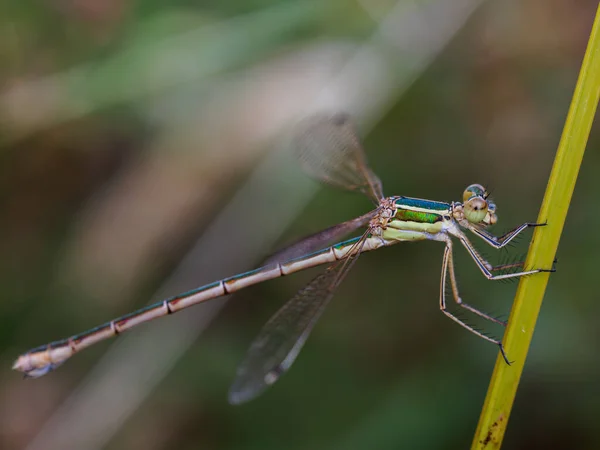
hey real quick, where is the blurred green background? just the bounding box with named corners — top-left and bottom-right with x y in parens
top-left (1, 0), bottom-right (599, 449)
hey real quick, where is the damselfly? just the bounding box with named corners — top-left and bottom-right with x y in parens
top-left (13, 113), bottom-right (551, 404)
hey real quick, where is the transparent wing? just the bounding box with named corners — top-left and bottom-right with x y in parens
top-left (292, 113), bottom-right (384, 204)
top-left (264, 209), bottom-right (377, 264)
top-left (228, 231), bottom-right (369, 404)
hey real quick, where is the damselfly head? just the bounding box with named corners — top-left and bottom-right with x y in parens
top-left (462, 184), bottom-right (487, 202)
top-left (462, 184), bottom-right (497, 226)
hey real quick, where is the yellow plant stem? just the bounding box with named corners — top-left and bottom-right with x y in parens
top-left (472, 5), bottom-right (600, 450)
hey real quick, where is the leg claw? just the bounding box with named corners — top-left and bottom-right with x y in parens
top-left (499, 344), bottom-right (513, 366)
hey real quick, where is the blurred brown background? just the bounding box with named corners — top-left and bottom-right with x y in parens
top-left (0, 0), bottom-right (598, 449)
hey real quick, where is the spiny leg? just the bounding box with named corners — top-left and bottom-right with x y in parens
top-left (439, 241), bottom-right (511, 364)
top-left (445, 240), bottom-right (507, 326)
top-left (466, 221), bottom-right (546, 249)
top-left (456, 232), bottom-right (552, 280)
top-left (491, 261), bottom-right (525, 273)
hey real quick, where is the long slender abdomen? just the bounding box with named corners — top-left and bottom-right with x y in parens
top-left (13, 236), bottom-right (384, 377)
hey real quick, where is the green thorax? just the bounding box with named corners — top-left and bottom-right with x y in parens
top-left (392, 196), bottom-right (451, 224)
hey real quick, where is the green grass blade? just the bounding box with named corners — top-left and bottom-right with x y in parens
top-left (471, 5), bottom-right (600, 449)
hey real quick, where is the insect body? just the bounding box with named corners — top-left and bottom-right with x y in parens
top-left (13, 114), bottom-right (550, 404)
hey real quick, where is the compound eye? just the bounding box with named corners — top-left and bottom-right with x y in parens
top-left (464, 197), bottom-right (489, 223)
top-left (463, 184), bottom-right (487, 203)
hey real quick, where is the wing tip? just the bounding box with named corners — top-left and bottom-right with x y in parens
top-left (227, 386), bottom-right (256, 405)
top-left (228, 370), bottom-right (281, 405)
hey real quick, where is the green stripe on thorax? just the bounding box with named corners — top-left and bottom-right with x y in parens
top-left (380, 196), bottom-right (452, 238)
top-left (393, 197), bottom-right (451, 224)
top-left (395, 209), bottom-right (441, 224)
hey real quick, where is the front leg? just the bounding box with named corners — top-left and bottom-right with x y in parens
top-left (466, 221), bottom-right (546, 249)
top-left (456, 230), bottom-right (552, 280)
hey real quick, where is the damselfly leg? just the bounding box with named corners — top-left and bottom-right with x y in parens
top-left (440, 225), bottom-right (553, 364)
